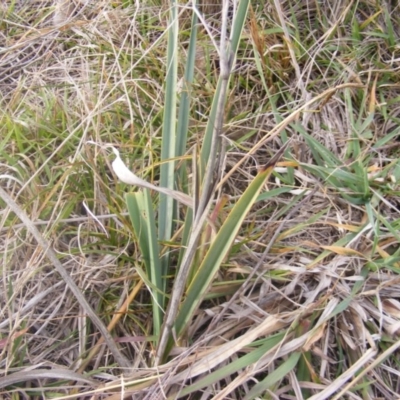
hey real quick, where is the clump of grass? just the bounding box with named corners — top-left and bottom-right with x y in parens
top-left (1, 0), bottom-right (400, 399)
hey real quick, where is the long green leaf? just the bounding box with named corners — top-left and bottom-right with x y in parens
top-left (126, 191), bottom-right (163, 340)
top-left (244, 352), bottom-right (302, 399)
top-left (169, 333), bottom-right (286, 399)
top-left (176, 7), bottom-right (198, 266)
top-left (158, 0), bottom-right (179, 279)
top-left (176, 5), bottom-right (198, 160)
top-left (173, 163), bottom-right (280, 340)
top-left (297, 128), bottom-right (341, 167)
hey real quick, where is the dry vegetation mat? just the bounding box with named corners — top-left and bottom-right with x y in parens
top-left (1, 0), bottom-right (400, 399)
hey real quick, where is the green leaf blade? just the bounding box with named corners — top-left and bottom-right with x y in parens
top-left (126, 191), bottom-right (164, 340)
top-left (174, 166), bottom-right (276, 339)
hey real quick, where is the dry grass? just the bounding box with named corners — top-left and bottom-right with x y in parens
top-left (1, 0), bottom-right (400, 399)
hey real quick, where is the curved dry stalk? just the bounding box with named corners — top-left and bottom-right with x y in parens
top-left (86, 141), bottom-right (194, 208)
top-left (110, 146), bottom-right (194, 208)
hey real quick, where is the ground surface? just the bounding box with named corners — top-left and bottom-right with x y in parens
top-left (1, 1), bottom-right (400, 399)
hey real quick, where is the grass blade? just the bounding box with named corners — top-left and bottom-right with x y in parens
top-left (169, 333), bottom-right (286, 398)
top-left (176, 5), bottom-right (198, 160)
top-left (173, 148), bottom-right (287, 341)
top-left (244, 352), bottom-right (302, 399)
top-left (126, 191), bottom-right (163, 340)
top-left (159, 0), bottom-right (179, 278)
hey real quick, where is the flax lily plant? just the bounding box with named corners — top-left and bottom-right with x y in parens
top-left (117, 0), bottom-right (278, 364)
top-left (93, 0), bottom-right (288, 366)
